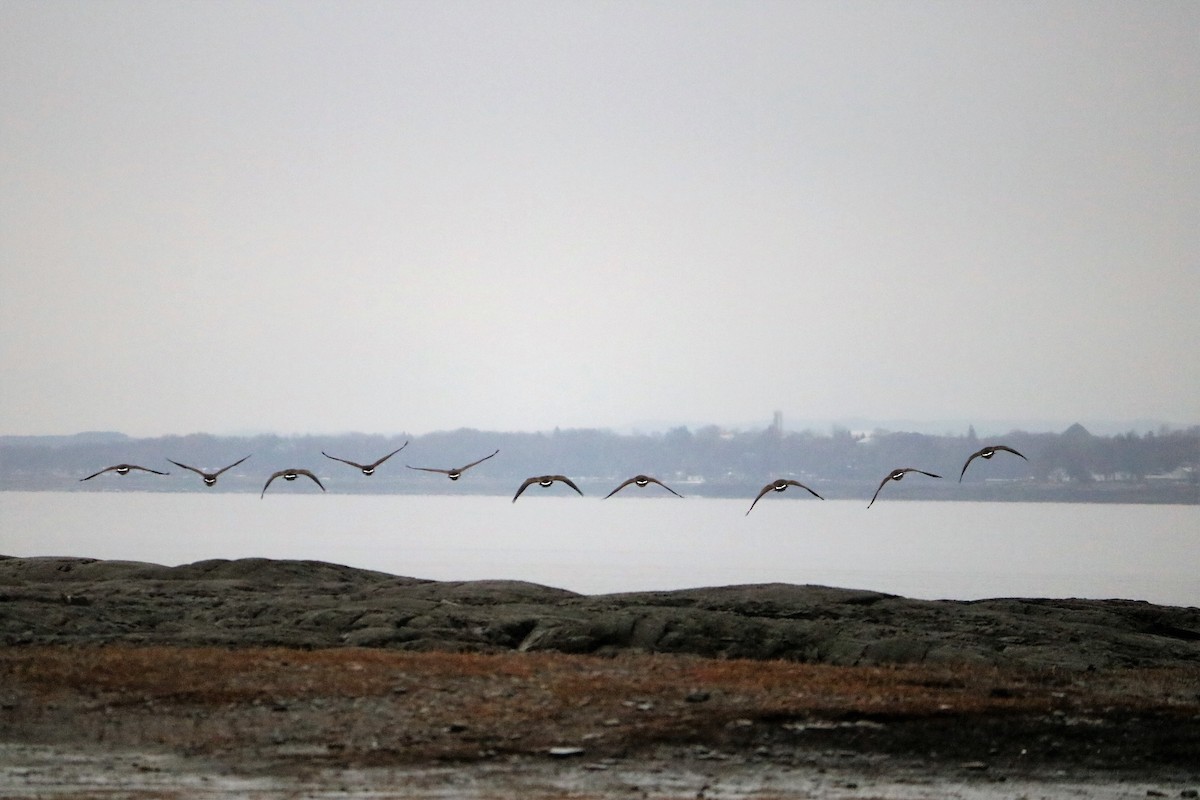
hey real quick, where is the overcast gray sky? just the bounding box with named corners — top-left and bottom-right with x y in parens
top-left (2, 1), bottom-right (1196, 438)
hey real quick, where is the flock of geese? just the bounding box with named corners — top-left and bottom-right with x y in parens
top-left (79, 443), bottom-right (1029, 510)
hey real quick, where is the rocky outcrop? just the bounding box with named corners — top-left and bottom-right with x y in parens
top-left (1, 555), bottom-right (1197, 669)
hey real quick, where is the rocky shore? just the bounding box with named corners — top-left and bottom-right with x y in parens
top-left (2, 555), bottom-right (1199, 669)
top-left (2, 555), bottom-right (1198, 798)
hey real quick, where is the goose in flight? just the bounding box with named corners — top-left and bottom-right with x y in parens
top-left (261, 469), bottom-right (326, 498)
top-left (407, 449), bottom-right (499, 480)
top-left (167, 455), bottom-right (251, 487)
top-left (959, 445), bottom-right (1028, 481)
top-left (512, 475), bottom-right (584, 502)
top-left (604, 474), bottom-right (683, 499)
top-left (80, 464), bottom-right (169, 481)
top-left (746, 479), bottom-right (823, 515)
top-left (321, 442), bottom-right (408, 476)
top-left (868, 468), bottom-right (941, 508)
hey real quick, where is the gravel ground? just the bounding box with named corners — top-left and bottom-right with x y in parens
top-left (2, 742), bottom-right (1199, 800)
top-left (2, 645), bottom-right (1198, 799)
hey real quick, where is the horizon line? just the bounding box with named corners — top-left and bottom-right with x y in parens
top-left (2, 416), bottom-right (1196, 441)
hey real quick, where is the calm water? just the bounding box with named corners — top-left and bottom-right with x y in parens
top-left (1, 491), bottom-right (1197, 607)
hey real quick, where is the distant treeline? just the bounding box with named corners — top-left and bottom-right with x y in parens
top-left (0, 423), bottom-right (1196, 503)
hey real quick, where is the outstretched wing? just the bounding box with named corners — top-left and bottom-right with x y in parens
top-left (512, 477), bottom-right (539, 502)
top-left (321, 451), bottom-right (366, 469)
top-left (80, 465), bottom-right (118, 481)
top-left (260, 471), bottom-right (285, 498)
top-left (407, 465), bottom-right (452, 475)
top-left (167, 459), bottom-right (206, 477)
top-left (294, 469), bottom-right (326, 491)
top-left (745, 482), bottom-right (777, 515)
top-left (367, 442), bottom-right (409, 469)
top-left (641, 476), bottom-right (683, 498)
top-left (604, 477), bottom-right (639, 499)
top-left (867, 473), bottom-right (894, 508)
top-left (551, 475), bottom-right (584, 496)
top-left (213, 454), bottom-right (252, 476)
top-left (784, 479), bottom-right (824, 500)
top-left (458, 449), bottom-right (500, 472)
top-left (992, 445), bottom-right (1028, 461)
top-left (128, 465), bottom-right (168, 476)
top-left (959, 449), bottom-right (986, 482)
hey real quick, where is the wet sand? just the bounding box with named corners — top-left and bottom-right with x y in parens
top-left (2, 742), bottom-right (1198, 799)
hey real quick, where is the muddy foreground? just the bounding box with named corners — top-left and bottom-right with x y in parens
top-left (1, 555), bottom-right (1198, 798)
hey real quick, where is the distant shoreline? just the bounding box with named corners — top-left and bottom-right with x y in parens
top-left (2, 424), bottom-right (1196, 504)
top-left (2, 479), bottom-right (1195, 504)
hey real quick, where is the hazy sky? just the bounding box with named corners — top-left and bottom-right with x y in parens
top-left (2, 1), bottom-right (1197, 437)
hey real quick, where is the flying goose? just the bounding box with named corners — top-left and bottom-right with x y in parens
top-left (260, 469), bottom-right (326, 498)
top-left (868, 468), bottom-right (941, 508)
top-left (604, 474), bottom-right (683, 499)
top-left (959, 445), bottom-right (1028, 481)
top-left (167, 455), bottom-right (251, 487)
top-left (407, 449), bottom-right (500, 480)
top-left (512, 475), bottom-right (584, 502)
top-left (746, 479), bottom-right (824, 515)
top-left (321, 442), bottom-right (408, 476)
top-left (80, 464), bottom-right (169, 481)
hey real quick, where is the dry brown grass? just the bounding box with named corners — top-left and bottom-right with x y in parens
top-left (3, 646), bottom-right (1197, 766)
top-left (5, 645), bottom-right (1197, 715)
top-left (4, 646), bottom-right (538, 703)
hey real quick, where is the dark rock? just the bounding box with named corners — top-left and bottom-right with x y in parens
top-left (1, 556), bottom-right (1198, 669)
